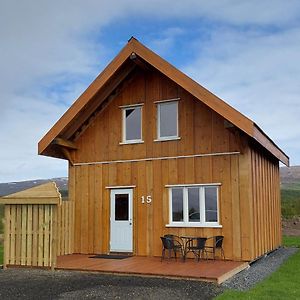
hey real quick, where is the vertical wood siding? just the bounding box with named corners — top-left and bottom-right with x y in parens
top-left (73, 70), bottom-right (241, 163)
top-left (250, 147), bottom-right (281, 259)
top-left (68, 69), bottom-right (281, 262)
top-left (71, 154), bottom-right (255, 261)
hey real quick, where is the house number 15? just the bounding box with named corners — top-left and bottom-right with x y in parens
top-left (141, 195), bottom-right (152, 204)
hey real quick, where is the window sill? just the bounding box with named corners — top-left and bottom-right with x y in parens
top-left (154, 137), bottom-right (181, 142)
top-left (166, 223), bottom-right (222, 228)
top-left (119, 140), bottom-right (144, 145)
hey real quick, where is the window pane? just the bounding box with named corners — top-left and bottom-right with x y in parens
top-left (172, 188), bottom-right (183, 222)
top-left (125, 107), bottom-right (141, 141)
top-left (188, 187), bottom-right (200, 222)
top-left (205, 187), bottom-right (218, 222)
top-left (115, 194), bottom-right (129, 220)
top-left (159, 102), bottom-right (177, 137)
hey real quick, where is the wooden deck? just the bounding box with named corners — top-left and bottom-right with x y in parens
top-left (56, 255), bottom-right (248, 284)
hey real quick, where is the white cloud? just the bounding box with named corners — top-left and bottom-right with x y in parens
top-left (0, 1), bottom-right (299, 182)
top-left (184, 26), bottom-right (300, 164)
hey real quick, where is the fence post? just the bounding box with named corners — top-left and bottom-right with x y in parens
top-left (51, 205), bottom-right (57, 271)
top-left (3, 205), bottom-right (10, 269)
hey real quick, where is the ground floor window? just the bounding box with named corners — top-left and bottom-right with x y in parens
top-left (168, 185), bottom-right (220, 227)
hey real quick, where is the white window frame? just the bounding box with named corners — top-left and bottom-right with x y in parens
top-left (166, 184), bottom-right (221, 228)
top-left (121, 104), bottom-right (143, 144)
top-left (156, 100), bottom-right (179, 141)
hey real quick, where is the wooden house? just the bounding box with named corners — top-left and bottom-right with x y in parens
top-left (38, 37), bottom-right (289, 262)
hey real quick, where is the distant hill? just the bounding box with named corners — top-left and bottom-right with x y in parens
top-left (0, 165), bottom-right (299, 199)
top-left (0, 178), bottom-right (68, 197)
top-left (280, 165), bottom-right (300, 186)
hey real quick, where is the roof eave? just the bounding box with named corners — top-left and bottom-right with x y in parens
top-left (253, 124), bottom-right (289, 166)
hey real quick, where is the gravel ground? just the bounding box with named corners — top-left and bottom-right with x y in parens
top-left (222, 247), bottom-right (298, 291)
top-left (0, 268), bottom-right (223, 300)
top-left (0, 247), bottom-right (297, 299)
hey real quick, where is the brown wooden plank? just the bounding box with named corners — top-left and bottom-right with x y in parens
top-left (137, 161), bottom-right (147, 256)
top-left (15, 205), bottom-right (22, 265)
top-left (146, 161), bottom-right (154, 256)
top-left (3, 205), bottom-right (11, 268)
top-left (32, 205), bottom-right (38, 266)
top-left (9, 205), bottom-right (16, 265)
top-left (238, 147), bottom-right (254, 261)
top-left (94, 164), bottom-right (102, 253)
top-left (51, 205), bottom-right (57, 270)
top-left (230, 155), bottom-right (241, 260)
top-left (26, 205), bottom-right (33, 266)
top-left (44, 205), bottom-right (50, 266)
top-left (38, 205), bottom-right (44, 266)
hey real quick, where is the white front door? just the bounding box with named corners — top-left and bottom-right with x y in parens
top-left (110, 189), bottom-right (133, 252)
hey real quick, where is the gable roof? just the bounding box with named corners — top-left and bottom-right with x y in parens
top-left (38, 37), bottom-right (289, 166)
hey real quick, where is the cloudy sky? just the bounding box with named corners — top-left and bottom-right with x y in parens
top-left (1, 0), bottom-right (299, 182)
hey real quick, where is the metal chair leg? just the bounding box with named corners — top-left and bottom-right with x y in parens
top-left (161, 248), bottom-right (165, 261)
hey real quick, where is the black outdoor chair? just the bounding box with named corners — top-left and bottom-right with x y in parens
top-left (186, 237), bottom-right (208, 261)
top-left (205, 235), bottom-right (225, 260)
top-left (163, 234), bottom-right (184, 249)
top-left (160, 236), bottom-right (184, 261)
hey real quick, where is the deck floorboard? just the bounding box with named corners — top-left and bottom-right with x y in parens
top-left (56, 255), bottom-right (248, 284)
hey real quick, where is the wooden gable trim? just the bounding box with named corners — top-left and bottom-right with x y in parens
top-left (38, 37), bottom-right (289, 166)
top-left (253, 124), bottom-right (289, 166)
top-left (38, 41), bottom-right (135, 155)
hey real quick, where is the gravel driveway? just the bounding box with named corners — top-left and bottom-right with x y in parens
top-left (0, 268), bottom-right (223, 300)
top-left (0, 247), bottom-right (297, 300)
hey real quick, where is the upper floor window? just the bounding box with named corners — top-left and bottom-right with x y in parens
top-left (167, 184), bottom-right (221, 227)
top-left (121, 104), bottom-right (143, 144)
top-left (156, 100), bottom-right (179, 141)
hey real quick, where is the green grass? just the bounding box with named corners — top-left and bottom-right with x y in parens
top-left (281, 183), bottom-right (300, 219)
top-left (216, 236), bottom-right (300, 300)
top-left (282, 236), bottom-right (300, 248)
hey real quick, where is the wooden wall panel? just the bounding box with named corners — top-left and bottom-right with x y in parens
top-left (238, 147), bottom-right (254, 261)
top-left (74, 69), bottom-right (241, 164)
top-left (70, 154), bottom-right (249, 260)
top-left (250, 147), bottom-right (281, 259)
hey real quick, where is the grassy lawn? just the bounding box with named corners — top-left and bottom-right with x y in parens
top-left (283, 236), bottom-right (300, 247)
top-left (281, 183), bottom-right (300, 218)
top-left (217, 236), bottom-right (300, 300)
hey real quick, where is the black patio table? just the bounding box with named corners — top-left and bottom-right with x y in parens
top-left (180, 235), bottom-right (197, 260)
top-left (180, 235), bottom-right (209, 261)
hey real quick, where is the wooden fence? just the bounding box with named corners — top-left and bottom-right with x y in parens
top-left (1, 182), bottom-right (74, 270)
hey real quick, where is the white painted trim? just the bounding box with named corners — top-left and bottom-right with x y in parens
top-left (119, 140), bottom-right (144, 145)
top-left (73, 152), bottom-right (240, 166)
top-left (154, 137), bottom-right (181, 142)
top-left (106, 185), bottom-right (136, 189)
top-left (166, 224), bottom-right (223, 228)
top-left (168, 185), bottom-right (221, 227)
top-left (154, 98), bottom-right (180, 104)
top-left (165, 183), bottom-right (222, 188)
top-left (122, 106), bottom-right (143, 143)
top-left (110, 188), bottom-right (133, 252)
top-left (157, 100), bottom-right (179, 140)
top-left (119, 103), bottom-right (144, 108)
